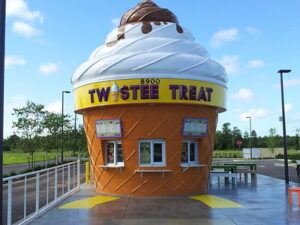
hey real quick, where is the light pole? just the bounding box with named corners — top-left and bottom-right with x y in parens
top-left (61, 91), bottom-right (71, 164)
top-left (74, 112), bottom-right (79, 159)
top-left (0, 0), bottom-right (6, 223)
top-left (246, 116), bottom-right (252, 159)
top-left (278, 69), bottom-right (291, 185)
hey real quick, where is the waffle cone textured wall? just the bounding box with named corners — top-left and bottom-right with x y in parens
top-left (83, 104), bottom-right (217, 196)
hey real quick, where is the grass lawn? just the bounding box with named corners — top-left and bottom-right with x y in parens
top-left (4, 151), bottom-right (60, 165)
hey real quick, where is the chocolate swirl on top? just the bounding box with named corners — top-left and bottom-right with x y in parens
top-left (107, 0), bottom-right (183, 47)
top-left (120, 0), bottom-right (179, 26)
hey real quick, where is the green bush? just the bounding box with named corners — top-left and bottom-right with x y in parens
top-left (3, 143), bottom-right (11, 151)
top-left (34, 165), bottom-right (43, 171)
top-left (9, 171), bottom-right (17, 177)
top-left (276, 151), bottom-right (300, 160)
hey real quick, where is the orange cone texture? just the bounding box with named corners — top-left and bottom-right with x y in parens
top-left (83, 104), bottom-right (217, 196)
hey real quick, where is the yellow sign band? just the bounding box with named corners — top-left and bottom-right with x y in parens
top-left (74, 78), bottom-right (227, 111)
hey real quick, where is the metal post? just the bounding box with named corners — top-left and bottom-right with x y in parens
top-left (24, 176), bottom-right (27, 220)
top-left (46, 170), bottom-right (49, 204)
top-left (246, 116), bottom-right (252, 159)
top-left (77, 160), bottom-right (80, 187)
top-left (75, 113), bottom-right (77, 158)
top-left (0, 1), bottom-right (7, 224)
top-left (85, 161), bottom-right (90, 184)
top-left (280, 71), bottom-right (289, 184)
top-left (73, 163), bottom-right (76, 188)
top-left (54, 168), bottom-right (58, 201)
top-left (35, 173), bottom-right (40, 213)
top-left (249, 117), bottom-right (252, 159)
top-left (61, 91), bottom-right (70, 164)
top-left (7, 179), bottom-right (12, 225)
top-left (62, 166), bottom-right (64, 195)
top-left (68, 164), bottom-right (70, 192)
top-left (61, 92), bottom-right (64, 164)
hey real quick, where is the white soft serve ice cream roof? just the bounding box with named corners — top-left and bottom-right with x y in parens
top-left (71, 0), bottom-right (227, 89)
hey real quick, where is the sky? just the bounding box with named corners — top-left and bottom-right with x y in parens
top-left (4, 0), bottom-right (300, 138)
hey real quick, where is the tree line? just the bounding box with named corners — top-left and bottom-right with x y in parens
top-left (215, 122), bottom-right (300, 151)
top-left (3, 101), bottom-right (87, 169)
top-left (4, 102), bottom-right (300, 168)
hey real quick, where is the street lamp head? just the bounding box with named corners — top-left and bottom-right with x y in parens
top-left (63, 91), bottom-right (71, 94)
top-left (246, 116), bottom-right (251, 119)
top-left (278, 69), bottom-right (291, 74)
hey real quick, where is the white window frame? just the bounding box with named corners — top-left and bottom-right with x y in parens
top-left (139, 139), bottom-right (166, 167)
top-left (105, 140), bottom-right (124, 166)
top-left (181, 140), bottom-right (198, 166)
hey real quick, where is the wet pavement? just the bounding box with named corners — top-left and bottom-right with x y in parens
top-left (29, 175), bottom-right (300, 225)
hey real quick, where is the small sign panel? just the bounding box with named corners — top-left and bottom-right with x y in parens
top-left (96, 119), bottom-right (122, 138)
top-left (183, 118), bottom-right (208, 137)
top-left (236, 140), bottom-right (243, 146)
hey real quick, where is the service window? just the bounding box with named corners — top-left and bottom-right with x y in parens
top-left (139, 140), bottom-right (165, 166)
top-left (181, 141), bottom-right (198, 165)
top-left (106, 141), bottom-right (124, 166)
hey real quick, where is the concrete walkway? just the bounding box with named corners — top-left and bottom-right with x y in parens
top-left (29, 175), bottom-right (300, 225)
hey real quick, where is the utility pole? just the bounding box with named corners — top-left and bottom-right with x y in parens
top-left (74, 113), bottom-right (78, 158)
top-left (61, 91), bottom-right (70, 164)
top-left (0, 1), bottom-right (7, 224)
top-left (278, 69), bottom-right (291, 185)
top-left (246, 116), bottom-right (252, 159)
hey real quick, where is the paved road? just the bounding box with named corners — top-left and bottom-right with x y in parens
top-left (3, 161), bottom-right (55, 175)
top-left (256, 159), bottom-right (299, 183)
top-left (213, 159), bottom-right (300, 183)
top-left (3, 158), bottom-right (81, 175)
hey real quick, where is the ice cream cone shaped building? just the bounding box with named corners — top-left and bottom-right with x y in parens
top-left (72, 0), bottom-right (227, 196)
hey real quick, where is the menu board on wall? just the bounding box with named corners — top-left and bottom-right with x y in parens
top-left (96, 119), bottom-right (122, 138)
top-left (183, 118), bottom-right (208, 137)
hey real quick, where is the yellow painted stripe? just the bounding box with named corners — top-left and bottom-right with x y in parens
top-left (59, 196), bottom-right (119, 209)
top-left (190, 195), bottom-right (242, 208)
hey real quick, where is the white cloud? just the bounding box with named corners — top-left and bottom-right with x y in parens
top-left (7, 0), bottom-right (43, 23)
top-left (211, 28), bottom-right (239, 47)
top-left (273, 78), bottom-right (300, 89)
top-left (45, 101), bottom-right (61, 114)
top-left (217, 55), bottom-right (239, 74)
top-left (291, 114), bottom-right (300, 123)
top-left (38, 63), bottom-right (59, 75)
top-left (247, 59), bottom-right (265, 69)
top-left (285, 103), bottom-right (293, 113)
top-left (234, 108), bottom-right (244, 113)
top-left (111, 17), bottom-right (120, 27)
top-left (5, 55), bottom-right (26, 68)
top-left (239, 108), bottom-right (269, 121)
top-left (5, 94), bottom-right (27, 113)
top-left (283, 79), bottom-right (300, 88)
top-left (233, 88), bottom-right (254, 101)
top-left (245, 27), bottom-right (260, 34)
top-left (13, 21), bottom-right (40, 38)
